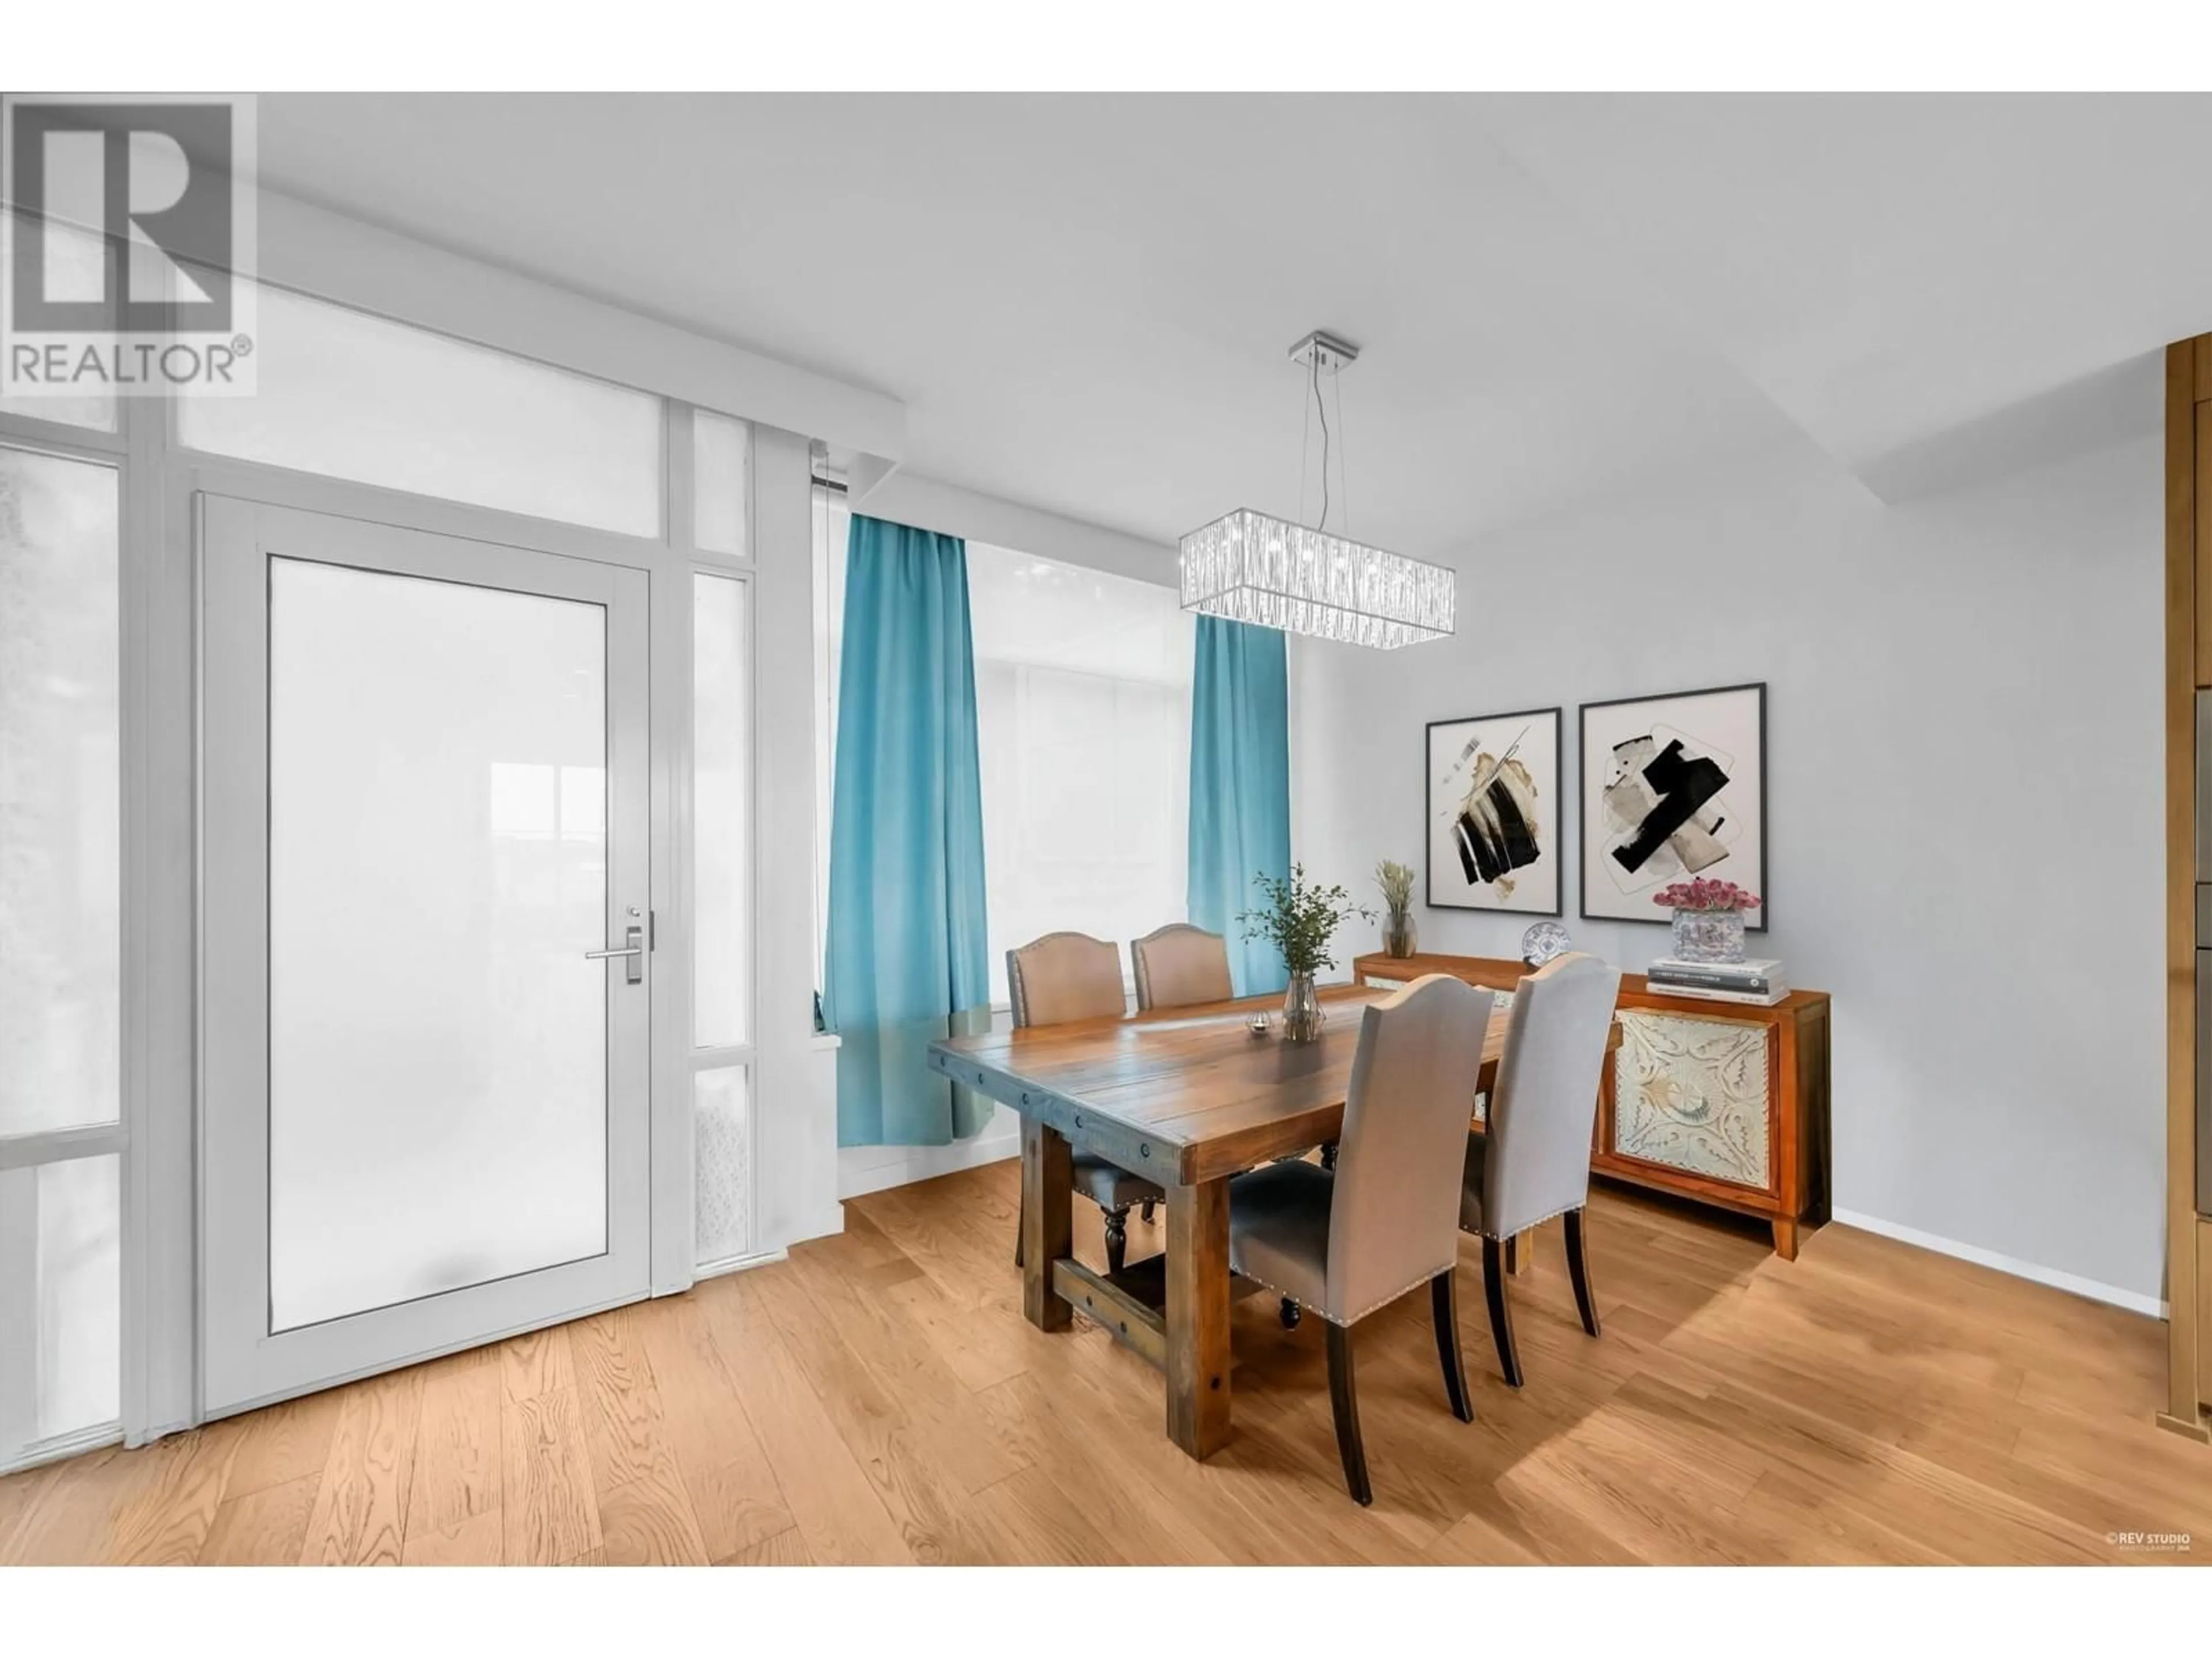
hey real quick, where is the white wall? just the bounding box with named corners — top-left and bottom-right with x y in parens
top-left (1292, 430), bottom-right (2165, 1308)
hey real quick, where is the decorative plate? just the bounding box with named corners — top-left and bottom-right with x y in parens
top-left (1520, 920), bottom-right (1573, 967)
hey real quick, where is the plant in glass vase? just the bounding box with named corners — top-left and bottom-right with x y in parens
top-left (1238, 864), bottom-right (1374, 1043)
top-left (1374, 859), bottom-right (1418, 959)
top-left (1652, 876), bottom-right (1761, 964)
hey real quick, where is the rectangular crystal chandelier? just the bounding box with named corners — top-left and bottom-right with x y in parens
top-left (1179, 507), bottom-right (1456, 649)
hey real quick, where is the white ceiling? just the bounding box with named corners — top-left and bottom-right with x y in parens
top-left (252, 93), bottom-right (2212, 556)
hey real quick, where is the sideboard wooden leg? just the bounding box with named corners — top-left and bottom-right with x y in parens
top-left (1771, 1215), bottom-right (1800, 1260)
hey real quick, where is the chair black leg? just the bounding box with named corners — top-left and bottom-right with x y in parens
top-left (1320, 1141), bottom-right (1339, 1171)
top-left (1429, 1269), bottom-right (1475, 1423)
top-left (1103, 1207), bottom-right (1129, 1275)
top-left (1565, 1206), bottom-right (1601, 1338)
top-left (1324, 1321), bottom-right (1372, 1506)
top-left (1013, 1186), bottom-right (1025, 1270)
top-left (1481, 1236), bottom-right (1524, 1388)
top-left (1279, 1297), bottom-right (1301, 1330)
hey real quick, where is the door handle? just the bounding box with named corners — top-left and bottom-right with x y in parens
top-left (585, 925), bottom-right (646, 984)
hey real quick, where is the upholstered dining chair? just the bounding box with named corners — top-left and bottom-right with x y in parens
top-left (1225, 973), bottom-right (1495, 1505)
top-left (1007, 931), bottom-right (1164, 1276)
top-left (1126, 923), bottom-right (1234, 1224)
top-left (1459, 951), bottom-right (1622, 1387)
top-left (1129, 923), bottom-right (1234, 1013)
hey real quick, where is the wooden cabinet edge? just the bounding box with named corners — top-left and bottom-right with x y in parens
top-left (2167, 335), bottom-right (2207, 1433)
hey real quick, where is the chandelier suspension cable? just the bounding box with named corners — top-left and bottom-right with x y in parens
top-left (1332, 364), bottom-right (1349, 537)
top-left (1297, 354), bottom-right (1313, 530)
top-left (1311, 350), bottom-right (1331, 531)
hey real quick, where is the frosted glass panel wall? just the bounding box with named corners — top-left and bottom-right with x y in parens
top-left (0, 1156), bottom-right (121, 1456)
top-left (693, 411), bottom-right (750, 556)
top-left (0, 445), bottom-right (120, 1137)
top-left (693, 573), bottom-right (751, 1049)
top-left (179, 283), bottom-right (662, 537)
top-left (0, 218), bottom-right (116, 432)
top-left (267, 559), bottom-right (611, 1330)
top-left (693, 1067), bottom-right (751, 1267)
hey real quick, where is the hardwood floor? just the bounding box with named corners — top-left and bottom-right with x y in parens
top-left (2, 1164), bottom-right (2207, 1566)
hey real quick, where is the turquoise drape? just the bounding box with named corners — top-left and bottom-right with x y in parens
top-left (1187, 615), bottom-right (1293, 995)
top-left (823, 514), bottom-right (993, 1147)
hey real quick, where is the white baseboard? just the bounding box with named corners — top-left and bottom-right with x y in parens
top-left (1830, 1208), bottom-right (2165, 1319)
top-left (837, 1127), bottom-right (1020, 1200)
top-left (3, 1421), bottom-right (122, 1478)
top-left (691, 1246), bottom-right (789, 1285)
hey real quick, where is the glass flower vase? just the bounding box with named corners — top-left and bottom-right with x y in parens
top-left (1281, 972), bottom-right (1325, 1043)
top-left (1383, 910), bottom-right (1417, 959)
top-left (1670, 907), bottom-right (1747, 964)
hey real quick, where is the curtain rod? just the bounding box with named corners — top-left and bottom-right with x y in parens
top-left (811, 474), bottom-right (848, 495)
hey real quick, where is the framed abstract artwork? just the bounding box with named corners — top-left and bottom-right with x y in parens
top-left (1425, 707), bottom-right (1562, 915)
top-left (1580, 682), bottom-right (1767, 929)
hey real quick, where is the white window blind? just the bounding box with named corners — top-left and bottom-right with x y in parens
top-left (967, 543), bottom-right (1194, 1006)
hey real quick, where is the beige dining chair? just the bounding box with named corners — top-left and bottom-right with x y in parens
top-left (1225, 973), bottom-right (1495, 1505)
top-left (1129, 923), bottom-right (1234, 1012)
top-left (1459, 951), bottom-right (1622, 1387)
top-left (1007, 931), bottom-right (1163, 1275)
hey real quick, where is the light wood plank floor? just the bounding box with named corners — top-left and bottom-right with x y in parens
top-left (3, 1165), bottom-right (2207, 1566)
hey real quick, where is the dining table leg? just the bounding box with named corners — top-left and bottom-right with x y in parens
top-left (1164, 1176), bottom-right (1232, 1459)
top-left (1020, 1116), bottom-right (1072, 1332)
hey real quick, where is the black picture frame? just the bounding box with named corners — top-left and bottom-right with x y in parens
top-left (1424, 705), bottom-right (1564, 917)
top-left (1578, 681), bottom-right (1768, 931)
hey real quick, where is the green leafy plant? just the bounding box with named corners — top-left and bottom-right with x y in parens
top-left (1374, 858), bottom-right (1416, 924)
top-left (1238, 863), bottom-right (1375, 979)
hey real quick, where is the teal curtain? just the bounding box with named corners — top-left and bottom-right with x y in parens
top-left (1187, 615), bottom-right (1292, 995)
top-left (824, 514), bottom-right (993, 1147)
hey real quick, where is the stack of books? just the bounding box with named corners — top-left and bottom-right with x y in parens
top-left (1645, 956), bottom-right (1789, 1006)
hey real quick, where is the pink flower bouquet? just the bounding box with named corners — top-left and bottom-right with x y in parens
top-left (1652, 877), bottom-right (1762, 913)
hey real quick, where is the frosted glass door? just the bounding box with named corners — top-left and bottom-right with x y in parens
top-left (267, 559), bottom-right (610, 1331)
top-left (200, 498), bottom-right (652, 1414)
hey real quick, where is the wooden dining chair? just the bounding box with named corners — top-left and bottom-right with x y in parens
top-left (1007, 931), bottom-right (1164, 1275)
top-left (1225, 973), bottom-right (1495, 1505)
top-left (1459, 951), bottom-right (1622, 1387)
top-left (1129, 923), bottom-right (1234, 1012)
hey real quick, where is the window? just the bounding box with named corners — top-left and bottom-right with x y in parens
top-left (693, 411), bottom-right (751, 557)
top-left (968, 544), bottom-right (1195, 1005)
top-left (0, 219), bottom-right (115, 433)
top-left (693, 572), bottom-right (751, 1049)
top-left (810, 517), bottom-right (1196, 1009)
top-left (177, 281), bottom-right (664, 537)
top-left (0, 441), bottom-right (122, 1469)
top-left (810, 483), bottom-right (849, 991)
top-left (690, 417), bottom-right (755, 1272)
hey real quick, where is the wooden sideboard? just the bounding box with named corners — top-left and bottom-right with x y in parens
top-left (1352, 951), bottom-right (1831, 1258)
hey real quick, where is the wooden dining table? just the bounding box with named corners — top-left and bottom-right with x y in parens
top-left (926, 980), bottom-right (1586, 1461)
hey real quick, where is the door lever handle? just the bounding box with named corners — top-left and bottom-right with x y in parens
top-left (585, 925), bottom-right (646, 984)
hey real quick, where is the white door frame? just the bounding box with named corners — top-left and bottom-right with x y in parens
top-left (196, 494), bottom-right (657, 1415)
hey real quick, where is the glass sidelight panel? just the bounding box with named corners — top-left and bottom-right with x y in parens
top-left (692, 1066), bottom-right (751, 1267)
top-left (34, 1156), bottom-right (120, 1441)
top-left (692, 572), bottom-right (751, 1048)
top-left (0, 445), bottom-right (120, 1137)
top-left (266, 558), bottom-right (611, 1332)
